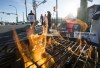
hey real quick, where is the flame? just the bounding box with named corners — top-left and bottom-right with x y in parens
top-left (75, 32), bottom-right (82, 54)
top-left (75, 32), bottom-right (93, 60)
top-left (76, 19), bottom-right (88, 31)
top-left (88, 46), bottom-right (93, 59)
top-left (77, 32), bottom-right (82, 49)
top-left (58, 32), bottom-right (66, 40)
top-left (13, 30), bottom-right (35, 67)
top-left (13, 15), bottom-right (95, 68)
top-left (47, 37), bottom-right (54, 50)
top-left (13, 16), bottom-right (55, 68)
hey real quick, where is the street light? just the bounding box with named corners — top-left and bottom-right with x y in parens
top-left (22, 12), bottom-right (25, 23)
top-left (9, 5), bottom-right (18, 23)
top-left (56, 0), bottom-right (58, 24)
top-left (25, 0), bottom-right (27, 22)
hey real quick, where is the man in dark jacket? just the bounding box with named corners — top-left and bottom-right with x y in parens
top-left (40, 14), bottom-right (44, 26)
top-left (28, 10), bottom-right (35, 25)
top-left (47, 11), bottom-right (51, 33)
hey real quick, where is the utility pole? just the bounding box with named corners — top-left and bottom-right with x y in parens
top-left (78, 0), bottom-right (93, 23)
top-left (25, 0), bottom-right (28, 22)
top-left (9, 5), bottom-right (18, 23)
top-left (33, 0), bottom-right (37, 20)
top-left (81, 0), bottom-right (88, 23)
top-left (23, 12), bottom-right (25, 23)
top-left (56, 0), bottom-right (58, 24)
top-left (78, 0), bottom-right (88, 23)
top-left (32, 0), bottom-right (47, 21)
top-left (1, 17), bottom-right (2, 22)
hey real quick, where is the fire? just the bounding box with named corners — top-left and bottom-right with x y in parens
top-left (76, 19), bottom-right (88, 31)
top-left (13, 16), bottom-right (55, 68)
top-left (13, 16), bottom-right (97, 68)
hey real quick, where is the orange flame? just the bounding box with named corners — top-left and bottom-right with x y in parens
top-left (13, 16), bottom-right (55, 68)
top-left (76, 32), bottom-right (82, 54)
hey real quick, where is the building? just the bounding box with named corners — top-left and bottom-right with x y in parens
top-left (88, 4), bottom-right (100, 44)
top-left (88, 4), bottom-right (100, 22)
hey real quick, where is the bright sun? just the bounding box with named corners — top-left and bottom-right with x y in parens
top-left (59, 3), bottom-right (79, 18)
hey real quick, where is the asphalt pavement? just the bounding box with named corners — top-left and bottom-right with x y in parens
top-left (0, 25), bottom-right (30, 47)
top-left (0, 24), bottom-right (59, 53)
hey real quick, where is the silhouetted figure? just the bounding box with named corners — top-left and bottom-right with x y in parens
top-left (28, 10), bottom-right (35, 25)
top-left (40, 14), bottom-right (44, 26)
top-left (47, 11), bottom-right (51, 33)
top-left (43, 14), bottom-right (47, 26)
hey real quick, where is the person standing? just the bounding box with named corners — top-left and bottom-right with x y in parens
top-left (40, 14), bottom-right (44, 26)
top-left (28, 10), bottom-right (35, 26)
top-left (43, 14), bottom-right (47, 27)
top-left (47, 11), bottom-right (51, 33)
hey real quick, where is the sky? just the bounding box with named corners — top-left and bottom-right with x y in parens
top-left (0, 0), bottom-right (100, 22)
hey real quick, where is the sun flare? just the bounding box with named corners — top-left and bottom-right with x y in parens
top-left (59, 3), bottom-right (79, 18)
